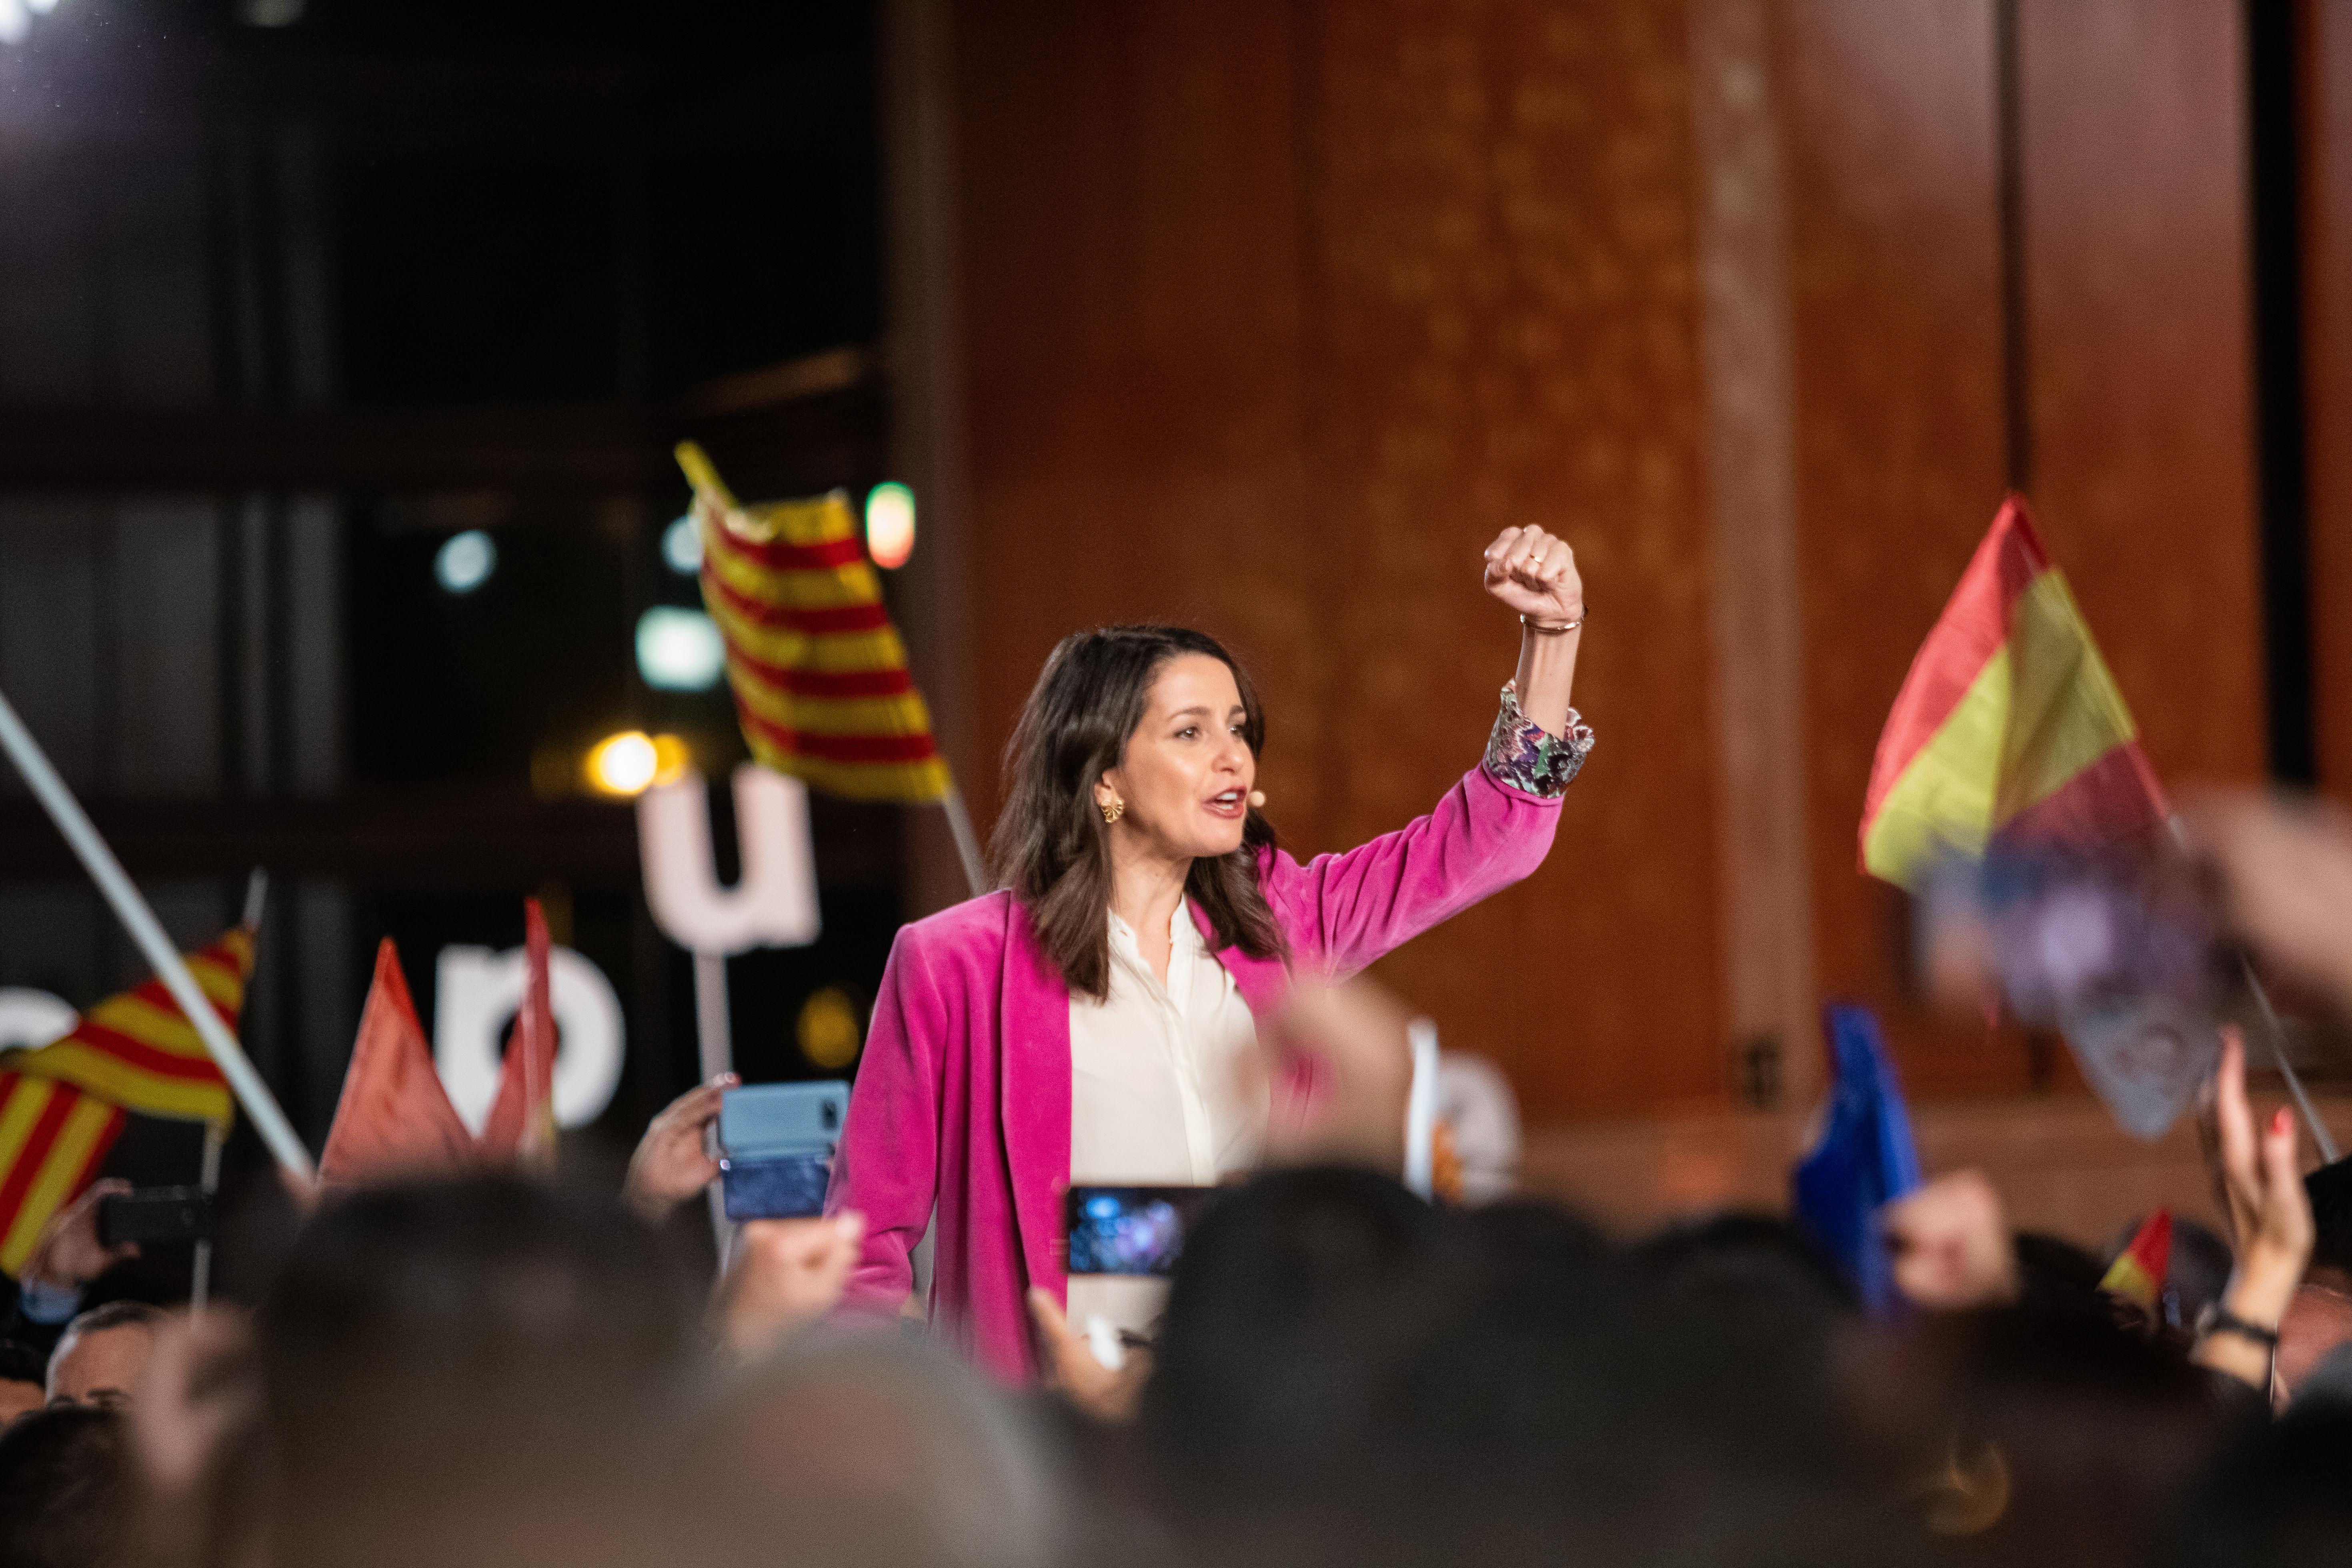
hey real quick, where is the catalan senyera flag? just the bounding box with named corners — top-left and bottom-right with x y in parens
top-left (2099, 1207), bottom-right (2173, 1315)
top-left (1860, 495), bottom-right (2168, 888)
top-left (0, 927), bottom-right (253, 1274)
top-left (679, 442), bottom-right (952, 804)
top-left (0, 1075), bottom-right (124, 1276)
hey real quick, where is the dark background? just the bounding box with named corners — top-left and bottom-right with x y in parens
top-left (0, 0), bottom-right (906, 1226)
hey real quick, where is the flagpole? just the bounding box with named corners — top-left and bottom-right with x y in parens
top-left (196, 870), bottom-right (266, 1311)
top-left (190, 1118), bottom-right (226, 1312)
top-left (2165, 815), bottom-right (2339, 1163)
top-left (0, 688), bottom-right (315, 1183)
top-left (2244, 960), bottom-right (2338, 1163)
top-left (940, 783), bottom-right (988, 900)
top-left (693, 949), bottom-right (734, 1264)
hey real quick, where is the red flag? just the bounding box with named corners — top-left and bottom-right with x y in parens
top-left (1860, 495), bottom-right (2168, 888)
top-left (319, 940), bottom-right (477, 1187)
top-left (2098, 1208), bottom-right (2173, 1314)
top-left (480, 899), bottom-right (557, 1170)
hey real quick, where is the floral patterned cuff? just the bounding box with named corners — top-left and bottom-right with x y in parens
top-left (1483, 682), bottom-right (1593, 799)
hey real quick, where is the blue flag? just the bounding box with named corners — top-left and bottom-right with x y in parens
top-left (1791, 1004), bottom-right (1922, 1314)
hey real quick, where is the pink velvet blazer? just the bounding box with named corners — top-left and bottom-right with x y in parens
top-left (824, 764), bottom-right (1563, 1383)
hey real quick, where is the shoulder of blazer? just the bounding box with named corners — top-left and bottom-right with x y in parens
top-left (893, 887), bottom-right (1018, 963)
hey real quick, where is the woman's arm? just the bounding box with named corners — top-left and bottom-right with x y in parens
top-left (1487, 525), bottom-right (1583, 737)
top-left (824, 928), bottom-right (944, 1318)
top-left (2192, 1028), bottom-right (2314, 1394)
top-left (1260, 528), bottom-right (1593, 976)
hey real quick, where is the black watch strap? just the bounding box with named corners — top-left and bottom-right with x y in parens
top-left (2197, 1303), bottom-right (2281, 1350)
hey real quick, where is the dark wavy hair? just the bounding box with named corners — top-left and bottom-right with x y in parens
top-left (991, 625), bottom-right (1283, 1000)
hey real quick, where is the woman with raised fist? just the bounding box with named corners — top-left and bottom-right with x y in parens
top-left (827, 527), bottom-right (1594, 1383)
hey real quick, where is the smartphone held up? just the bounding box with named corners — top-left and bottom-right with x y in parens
top-left (1914, 844), bottom-right (2233, 1138)
top-left (718, 1081), bottom-right (849, 1221)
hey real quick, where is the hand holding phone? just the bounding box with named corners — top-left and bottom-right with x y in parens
top-left (1062, 1185), bottom-right (1214, 1277)
top-left (97, 1187), bottom-right (214, 1249)
top-left (718, 1081), bottom-right (849, 1221)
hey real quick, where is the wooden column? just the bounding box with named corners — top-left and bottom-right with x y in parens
top-left (1690, 0), bottom-right (1817, 1108)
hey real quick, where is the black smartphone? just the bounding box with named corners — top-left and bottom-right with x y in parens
top-left (718, 1081), bottom-right (850, 1221)
top-left (1063, 1185), bottom-right (1215, 1277)
top-left (96, 1187), bottom-right (213, 1248)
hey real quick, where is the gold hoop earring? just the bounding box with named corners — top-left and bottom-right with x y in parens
top-left (1100, 794), bottom-right (1124, 825)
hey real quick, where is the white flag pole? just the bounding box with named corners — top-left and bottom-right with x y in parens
top-left (940, 783), bottom-right (988, 900)
top-left (0, 689), bottom-right (315, 1182)
top-left (693, 949), bottom-right (734, 1265)
top-left (190, 1117), bottom-right (227, 1311)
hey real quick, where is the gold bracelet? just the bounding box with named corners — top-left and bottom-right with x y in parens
top-left (1520, 613), bottom-right (1585, 635)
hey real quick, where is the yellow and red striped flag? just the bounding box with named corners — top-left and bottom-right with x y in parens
top-left (679, 442), bottom-right (952, 804)
top-left (2099, 1207), bottom-right (2173, 1314)
top-left (0, 927), bottom-right (253, 1274)
top-left (0, 1074), bottom-right (124, 1276)
top-left (7, 928), bottom-right (251, 1125)
top-left (1860, 495), bottom-right (2168, 888)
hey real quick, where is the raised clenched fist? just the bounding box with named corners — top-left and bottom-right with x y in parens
top-left (1481, 526), bottom-right (1583, 627)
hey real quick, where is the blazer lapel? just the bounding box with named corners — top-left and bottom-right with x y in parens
top-left (1191, 902), bottom-right (1293, 1017)
top-left (997, 895), bottom-right (1074, 1304)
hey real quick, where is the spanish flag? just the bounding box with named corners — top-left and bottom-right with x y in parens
top-left (679, 443), bottom-right (952, 804)
top-left (2098, 1207), bottom-right (2172, 1315)
top-left (1860, 496), bottom-right (2168, 888)
top-left (0, 927), bottom-right (253, 1274)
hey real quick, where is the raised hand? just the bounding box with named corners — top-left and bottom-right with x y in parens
top-left (2180, 789), bottom-right (2352, 1009)
top-left (1881, 1170), bottom-right (2018, 1312)
top-left (1481, 526), bottom-right (1583, 627)
top-left (24, 1177), bottom-right (140, 1292)
top-left (624, 1072), bottom-right (737, 1223)
top-left (714, 1212), bottom-right (864, 1359)
top-left (2194, 1026), bottom-right (2314, 1393)
top-left (1254, 980), bottom-right (1417, 1177)
top-left (1025, 1288), bottom-right (1150, 1422)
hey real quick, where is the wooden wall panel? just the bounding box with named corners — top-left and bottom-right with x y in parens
top-left (2019, 0), bottom-right (2266, 793)
top-left (948, 0), bottom-right (1721, 1122)
top-left (1300, 1), bottom-right (1722, 1117)
top-left (935, 0), bottom-right (2265, 1125)
top-left (1777, 0), bottom-right (2028, 1095)
top-left (2306, 0), bottom-right (2352, 799)
top-left (951, 0), bottom-right (1320, 839)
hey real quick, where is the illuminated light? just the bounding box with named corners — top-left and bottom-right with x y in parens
top-left (650, 733), bottom-right (692, 787)
top-left (0, 1), bottom-right (29, 44)
top-left (585, 731), bottom-right (659, 796)
top-left (635, 606), bottom-right (725, 691)
top-left (25, 0), bottom-right (55, 16)
top-left (585, 731), bottom-right (691, 797)
top-left (661, 513), bottom-right (702, 575)
top-left (798, 986), bottom-right (864, 1069)
top-left (434, 530), bottom-right (497, 595)
top-left (864, 482), bottom-right (915, 569)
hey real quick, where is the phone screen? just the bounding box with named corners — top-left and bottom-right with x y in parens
top-left (1916, 845), bottom-right (2224, 1025)
top-left (1063, 1185), bottom-right (1214, 1276)
top-left (720, 1154), bottom-right (833, 1220)
top-left (1915, 845), bottom-right (2229, 1138)
top-left (717, 1081), bottom-right (851, 1221)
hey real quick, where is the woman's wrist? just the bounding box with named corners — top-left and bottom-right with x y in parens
top-left (2221, 1248), bottom-right (2304, 1332)
top-left (1519, 610), bottom-right (1585, 634)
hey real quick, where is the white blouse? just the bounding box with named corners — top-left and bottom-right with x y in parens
top-left (1066, 899), bottom-right (1262, 1339)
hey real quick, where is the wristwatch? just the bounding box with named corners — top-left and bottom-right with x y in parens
top-left (2196, 1302), bottom-right (2281, 1351)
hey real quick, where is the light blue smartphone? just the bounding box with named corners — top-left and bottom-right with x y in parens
top-left (718, 1081), bottom-right (849, 1220)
